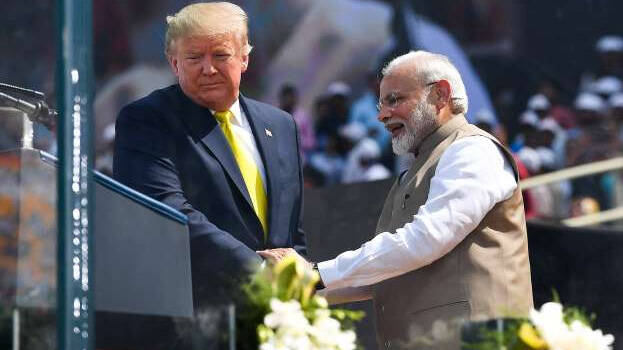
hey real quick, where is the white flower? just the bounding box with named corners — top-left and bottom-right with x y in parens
top-left (530, 302), bottom-right (570, 347)
top-left (308, 309), bottom-right (357, 350)
top-left (260, 332), bottom-right (313, 350)
top-left (567, 320), bottom-right (614, 350)
top-left (529, 302), bottom-right (614, 350)
top-left (264, 298), bottom-right (310, 331)
top-left (260, 297), bottom-right (358, 350)
top-left (261, 299), bottom-right (312, 350)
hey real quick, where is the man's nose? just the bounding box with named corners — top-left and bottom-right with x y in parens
top-left (201, 57), bottom-right (217, 75)
top-left (377, 107), bottom-right (390, 122)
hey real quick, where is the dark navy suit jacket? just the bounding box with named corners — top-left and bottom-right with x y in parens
top-left (113, 84), bottom-right (306, 304)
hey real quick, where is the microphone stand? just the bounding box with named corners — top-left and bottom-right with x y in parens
top-left (0, 83), bottom-right (57, 150)
top-left (0, 96), bottom-right (34, 150)
top-left (0, 82), bottom-right (46, 100)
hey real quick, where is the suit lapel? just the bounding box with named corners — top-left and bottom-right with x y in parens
top-left (240, 96), bottom-right (280, 235)
top-left (174, 87), bottom-right (253, 208)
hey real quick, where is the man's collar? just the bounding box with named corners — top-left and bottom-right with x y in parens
top-left (412, 114), bottom-right (468, 156)
top-left (210, 97), bottom-right (244, 125)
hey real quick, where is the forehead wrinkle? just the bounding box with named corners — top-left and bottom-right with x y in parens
top-left (183, 29), bottom-right (240, 43)
top-left (188, 32), bottom-right (236, 44)
top-left (381, 76), bottom-right (409, 94)
top-left (178, 34), bottom-right (240, 54)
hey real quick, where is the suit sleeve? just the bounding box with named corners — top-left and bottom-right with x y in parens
top-left (113, 103), bottom-right (262, 298)
top-left (289, 112), bottom-right (308, 257)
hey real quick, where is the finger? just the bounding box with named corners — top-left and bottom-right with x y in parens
top-left (257, 251), bottom-right (276, 259)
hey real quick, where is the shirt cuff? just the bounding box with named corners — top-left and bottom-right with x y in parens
top-left (317, 259), bottom-right (341, 289)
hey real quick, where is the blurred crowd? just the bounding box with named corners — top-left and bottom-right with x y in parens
top-left (278, 75), bottom-right (393, 188)
top-left (1, 1), bottom-right (623, 223)
top-left (504, 35), bottom-right (623, 221)
top-left (253, 34), bottom-right (623, 223)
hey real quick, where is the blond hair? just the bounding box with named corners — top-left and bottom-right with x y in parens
top-left (165, 2), bottom-right (252, 56)
top-left (383, 50), bottom-right (468, 115)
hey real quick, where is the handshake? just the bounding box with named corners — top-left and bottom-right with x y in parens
top-left (257, 248), bottom-right (311, 268)
top-left (257, 248), bottom-right (325, 289)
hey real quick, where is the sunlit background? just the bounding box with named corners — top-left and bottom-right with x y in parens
top-left (2, 0), bottom-right (623, 348)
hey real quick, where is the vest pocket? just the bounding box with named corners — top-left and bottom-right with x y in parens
top-left (410, 300), bottom-right (470, 316)
top-left (380, 300), bottom-right (471, 349)
top-left (396, 300), bottom-right (470, 349)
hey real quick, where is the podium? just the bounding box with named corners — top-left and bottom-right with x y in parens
top-left (0, 148), bottom-right (194, 348)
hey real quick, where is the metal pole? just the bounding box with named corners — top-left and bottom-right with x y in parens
top-left (12, 309), bottom-right (19, 350)
top-left (229, 304), bottom-right (236, 350)
top-left (56, 1), bottom-right (94, 350)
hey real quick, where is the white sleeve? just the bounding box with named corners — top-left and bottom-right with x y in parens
top-left (317, 286), bottom-right (373, 305)
top-left (317, 136), bottom-right (516, 289)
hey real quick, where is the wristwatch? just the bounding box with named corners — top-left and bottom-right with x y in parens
top-left (311, 262), bottom-right (325, 290)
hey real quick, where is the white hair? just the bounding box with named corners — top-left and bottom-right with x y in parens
top-left (382, 51), bottom-right (468, 115)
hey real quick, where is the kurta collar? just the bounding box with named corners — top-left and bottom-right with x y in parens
top-left (415, 114), bottom-right (468, 157)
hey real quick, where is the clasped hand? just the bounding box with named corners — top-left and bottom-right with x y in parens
top-left (257, 248), bottom-right (311, 268)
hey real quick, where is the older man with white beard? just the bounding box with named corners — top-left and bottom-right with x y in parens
top-left (259, 50), bottom-right (533, 350)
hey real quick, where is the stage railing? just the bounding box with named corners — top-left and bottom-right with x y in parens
top-left (520, 156), bottom-right (623, 226)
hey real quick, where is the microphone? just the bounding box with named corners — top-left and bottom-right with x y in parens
top-left (0, 91), bottom-right (57, 129)
top-left (0, 82), bottom-right (46, 100)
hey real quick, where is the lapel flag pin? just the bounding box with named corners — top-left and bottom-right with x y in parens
top-left (265, 128), bottom-right (273, 137)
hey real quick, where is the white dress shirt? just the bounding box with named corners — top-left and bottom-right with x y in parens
top-left (213, 99), bottom-right (267, 192)
top-left (317, 136), bottom-right (517, 290)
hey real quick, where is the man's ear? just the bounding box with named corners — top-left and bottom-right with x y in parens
top-left (241, 53), bottom-right (249, 73)
top-left (434, 79), bottom-right (451, 113)
top-left (168, 54), bottom-right (179, 77)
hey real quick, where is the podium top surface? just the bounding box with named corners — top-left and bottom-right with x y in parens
top-left (36, 149), bottom-right (188, 225)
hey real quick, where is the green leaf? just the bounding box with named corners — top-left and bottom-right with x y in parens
top-left (274, 256), bottom-right (301, 300)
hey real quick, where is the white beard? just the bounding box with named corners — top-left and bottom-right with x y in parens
top-left (391, 128), bottom-right (416, 155)
top-left (391, 100), bottom-right (438, 155)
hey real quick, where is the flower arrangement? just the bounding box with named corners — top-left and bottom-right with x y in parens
top-left (236, 256), bottom-right (363, 350)
top-left (468, 301), bottom-right (614, 350)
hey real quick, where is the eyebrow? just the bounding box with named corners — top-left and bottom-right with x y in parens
top-left (380, 82), bottom-right (438, 99)
top-left (382, 91), bottom-right (399, 97)
top-left (380, 91), bottom-right (404, 100)
top-left (181, 46), bottom-right (204, 53)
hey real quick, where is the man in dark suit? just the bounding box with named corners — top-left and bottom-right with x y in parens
top-left (113, 2), bottom-right (306, 306)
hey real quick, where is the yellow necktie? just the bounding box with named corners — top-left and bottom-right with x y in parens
top-left (214, 110), bottom-right (268, 240)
